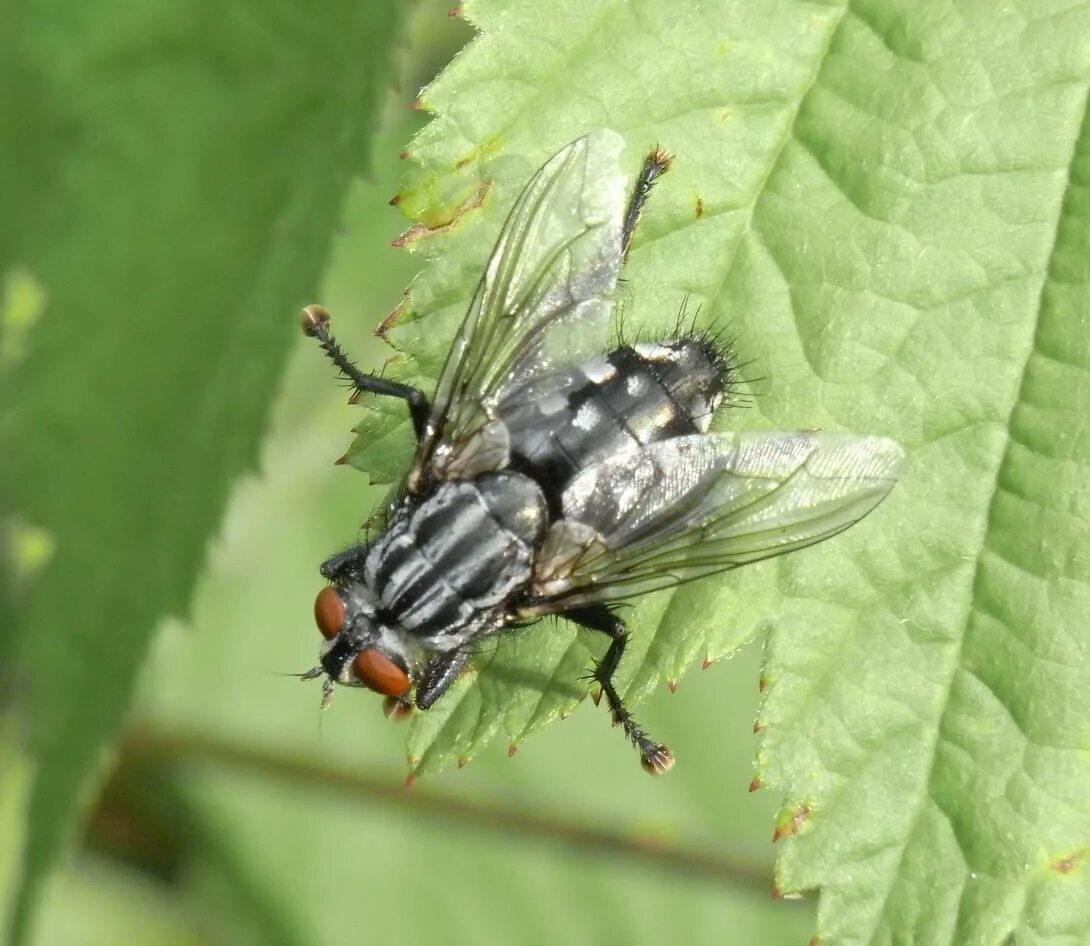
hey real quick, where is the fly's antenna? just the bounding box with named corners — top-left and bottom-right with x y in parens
top-left (289, 666), bottom-right (335, 714)
top-left (276, 668), bottom-right (323, 679)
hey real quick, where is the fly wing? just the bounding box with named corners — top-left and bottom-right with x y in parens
top-left (416, 130), bottom-right (627, 483)
top-left (529, 432), bottom-right (905, 608)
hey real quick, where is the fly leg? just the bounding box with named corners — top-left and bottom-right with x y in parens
top-left (565, 605), bottom-right (675, 774)
top-left (301, 304), bottom-right (430, 440)
top-left (318, 544), bottom-right (369, 582)
top-left (621, 147), bottom-right (673, 262)
top-left (415, 648), bottom-right (473, 710)
top-left (377, 650), bottom-right (473, 722)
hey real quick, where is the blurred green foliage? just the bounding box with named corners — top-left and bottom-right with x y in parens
top-left (0, 0), bottom-right (407, 940)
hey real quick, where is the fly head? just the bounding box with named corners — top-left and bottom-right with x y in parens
top-left (309, 584), bottom-right (412, 707)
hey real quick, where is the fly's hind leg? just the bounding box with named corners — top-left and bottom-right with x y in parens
top-left (621, 147), bottom-right (673, 262)
top-left (301, 304), bottom-right (430, 440)
top-left (565, 605), bottom-right (675, 774)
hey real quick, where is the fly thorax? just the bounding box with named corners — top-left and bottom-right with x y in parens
top-left (363, 473), bottom-right (547, 641)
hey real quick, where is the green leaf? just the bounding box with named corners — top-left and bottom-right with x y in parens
top-left (0, 2), bottom-right (404, 942)
top-left (344, 0), bottom-right (1090, 942)
top-left (131, 109), bottom-right (812, 946)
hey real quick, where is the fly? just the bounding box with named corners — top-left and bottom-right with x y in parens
top-left (299, 130), bottom-right (904, 774)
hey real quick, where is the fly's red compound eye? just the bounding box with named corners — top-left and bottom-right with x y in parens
top-left (353, 649), bottom-right (411, 698)
top-left (314, 586), bottom-right (346, 640)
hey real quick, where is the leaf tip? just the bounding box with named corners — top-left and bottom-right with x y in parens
top-left (770, 885), bottom-right (803, 901)
top-left (376, 300), bottom-right (412, 338)
top-left (665, 678), bottom-right (678, 693)
top-left (392, 224), bottom-right (426, 248)
top-left (772, 802), bottom-right (813, 842)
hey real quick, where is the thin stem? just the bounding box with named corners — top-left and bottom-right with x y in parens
top-left (119, 725), bottom-right (784, 898)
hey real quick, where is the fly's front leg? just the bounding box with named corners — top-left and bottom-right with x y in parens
top-left (318, 544), bottom-right (369, 582)
top-left (380, 646), bottom-right (471, 723)
top-left (415, 648), bottom-right (473, 710)
top-left (565, 605), bottom-right (675, 774)
top-left (301, 305), bottom-right (430, 440)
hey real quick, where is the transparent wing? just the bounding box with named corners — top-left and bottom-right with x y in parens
top-left (417, 130), bottom-right (627, 482)
top-left (529, 432), bottom-right (905, 608)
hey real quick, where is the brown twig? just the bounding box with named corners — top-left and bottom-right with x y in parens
top-left (120, 725), bottom-right (784, 898)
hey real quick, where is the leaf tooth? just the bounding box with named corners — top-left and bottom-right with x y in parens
top-left (772, 802), bottom-right (813, 842)
top-left (770, 886), bottom-right (805, 901)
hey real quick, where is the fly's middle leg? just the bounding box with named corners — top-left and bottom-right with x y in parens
top-left (301, 304), bottom-right (430, 439)
top-left (565, 605), bottom-right (675, 774)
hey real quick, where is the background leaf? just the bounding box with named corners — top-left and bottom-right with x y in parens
top-left (343, 0), bottom-right (1090, 942)
top-left (0, 1), bottom-right (404, 941)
